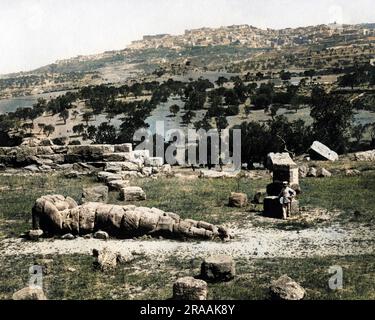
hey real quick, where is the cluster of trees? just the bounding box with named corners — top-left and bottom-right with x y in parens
top-left (235, 85), bottom-right (360, 165)
top-left (338, 64), bottom-right (375, 88)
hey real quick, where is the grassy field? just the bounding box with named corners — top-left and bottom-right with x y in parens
top-left (0, 253), bottom-right (373, 300)
top-left (0, 169), bottom-right (374, 300)
top-left (1, 168), bottom-right (375, 239)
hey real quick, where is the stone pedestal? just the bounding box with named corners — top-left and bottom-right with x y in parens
top-left (263, 197), bottom-right (299, 219)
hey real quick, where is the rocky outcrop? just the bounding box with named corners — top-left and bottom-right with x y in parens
top-left (31, 195), bottom-right (230, 240)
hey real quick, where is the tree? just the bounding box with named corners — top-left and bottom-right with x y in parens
top-left (82, 112), bottom-right (93, 126)
top-left (22, 122), bottom-right (34, 134)
top-left (310, 86), bottom-right (354, 153)
top-left (280, 70), bottom-right (292, 81)
top-left (169, 104), bottom-right (180, 116)
top-left (87, 126), bottom-right (97, 140)
top-left (352, 124), bottom-right (366, 144)
top-left (59, 109), bottom-right (69, 125)
top-left (72, 110), bottom-right (80, 119)
top-left (94, 122), bottom-right (117, 144)
top-left (73, 124), bottom-right (85, 136)
top-left (38, 123), bottom-right (45, 133)
top-left (43, 125), bottom-right (55, 137)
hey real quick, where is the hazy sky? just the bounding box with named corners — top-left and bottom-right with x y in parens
top-left (1, 0), bottom-right (374, 74)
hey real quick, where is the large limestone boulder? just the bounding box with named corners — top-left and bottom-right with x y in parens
top-left (12, 286), bottom-right (47, 300)
top-left (354, 150), bottom-right (375, 161)
top-left (200, 255), bottom-right (236, 282)
top-left (228, 192), bottom-right (248, 208)
top-left (173, 277), bottom-right (208, 300)
top-left (82, 186), bottom-right (109, 203)
top-left (121, 187), bottom-right (146, 201)
top-left (269, 275), bottom-right (306, 300)
top-left (309, 141), bottom-right (338, 161)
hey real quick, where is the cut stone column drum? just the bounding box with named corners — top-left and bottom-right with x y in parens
top-left (173, 277), bottom-right (208, 300)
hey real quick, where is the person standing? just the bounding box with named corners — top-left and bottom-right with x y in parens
top-left (279, 181), bottom-right (296, 220)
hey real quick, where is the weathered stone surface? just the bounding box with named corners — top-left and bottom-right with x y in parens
top-left (24, 164), bottom-right (40, 172)
top-left (145, 157), bottom-right (164, 167)
top-left (61, 233), bottom-right (75, 240)
top-left (105, 161), bottom-right (140, 173)
top-left (114, 143), bottom-right (132, 153)
top-left (32, 195), bottom-right (231, 240)
top-left (28, 229), bottom-right (43, 241)
top-left (94, 230), bottom-right (109, 240)
top-left (93, 247), bottom-right (118, 271)
top-left (141, 167), bottom-right (153, 176)
top-left (82, 186), bottom-right (108, 203)
top-left (228, 192), bottom-right (248, 208)
top-left (354, 150), bottom-right (375, 161)
top-left (307, 167), bottom-right (317, 177)
top-left (12, 286), bottom-right (47, 300)
top-left (201, 255), bottom-right (236, 282)
top-left (199, 170), bottom-right (239, 179)
top-left (263, 197), bottom-right (299, 219)
top-left (107, 179), bottom-right (130, 191)
top-left (299, 165), bottom-right (309, 178)
top-left (309, 141), bottom-right (338, 161)
top-left (269, 275), bottom-right (306, 300)
top-left (173, 277), bottom-right (208, 300)
top-left (345, 169), bottom-right (361, 176)
top-left (121, 187), bottom-right (146, 201)
top-left (267, 152), bottom-right (296, 169)
top-left (32, 195), bottom-right (78, 232)
top-left (317, 168), bottom-right (332, 177)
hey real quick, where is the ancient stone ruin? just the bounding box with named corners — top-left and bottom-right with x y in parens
top-left (263, 153), bottom-right (300, 219)
top-left (31, 195), bottom-right (230, 240)
top-left (0, 142), bottom-right (169, 178)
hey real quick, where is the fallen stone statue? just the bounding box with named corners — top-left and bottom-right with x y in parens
top-left (31, 195), bottom-right (230, 240)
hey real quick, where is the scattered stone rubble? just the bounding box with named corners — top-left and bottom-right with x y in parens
top-left (0, 142), bottom-right (172, 179)
top-left (31, 195), bottom-right (230, 240)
